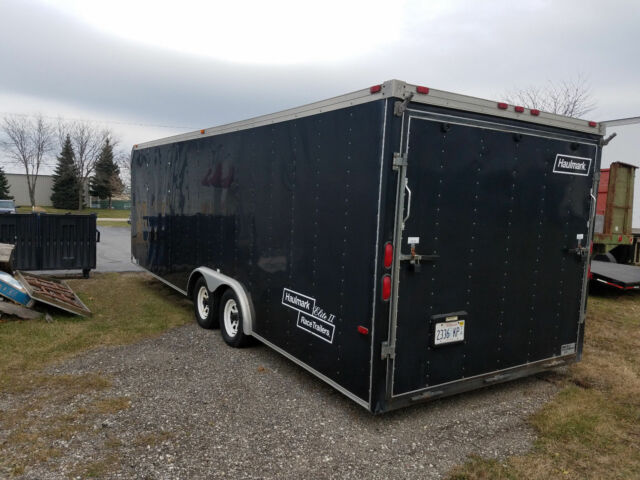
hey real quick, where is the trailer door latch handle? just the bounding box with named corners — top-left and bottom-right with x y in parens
top-left (403, 180), bottom-right (412, 226)
top-left (565, 246), bottom-right (589, 259)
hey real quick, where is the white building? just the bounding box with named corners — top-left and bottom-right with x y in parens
top-left (5, 173), bottom-right (89, 207)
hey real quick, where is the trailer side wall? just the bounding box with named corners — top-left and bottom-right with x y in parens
top-left (132, 100), bottom-right (389, 404)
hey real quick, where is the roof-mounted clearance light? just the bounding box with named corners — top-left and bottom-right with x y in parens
top-left (497, 102), bottom-right (508, 110)
top-left (416, 86), bottom-right (430, 95)
top-left (200, 129), bottom-right (205, 134)
top-left (530, 109), bottom-right (540, 116)
top-left (588, 121), bottom-right (597, 127)
top-left (514, 106), bottom-right (525, 113)
top-left (370, 85), bottom-right (382, 94)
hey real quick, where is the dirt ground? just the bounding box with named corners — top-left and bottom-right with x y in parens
top-left (1, 323), bottom-right (558, 479)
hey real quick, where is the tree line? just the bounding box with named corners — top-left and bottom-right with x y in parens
top-left (0, 115), bottom-right (128, 209)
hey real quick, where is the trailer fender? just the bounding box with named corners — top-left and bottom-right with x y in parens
top-left (187, 267), bottom-right (255, 336)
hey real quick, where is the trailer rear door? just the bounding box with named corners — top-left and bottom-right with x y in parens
top-left (390, 110), bottom-right (598, 398)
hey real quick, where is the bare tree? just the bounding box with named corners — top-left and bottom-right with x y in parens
top-left (58, 121), bottom-right (111, 209)
top-left (0, 115), bottom-right (53, 208)
top-left (115, 151), bottom-right (131, 191)
top-left (504, 76), bottom-right (596, 118)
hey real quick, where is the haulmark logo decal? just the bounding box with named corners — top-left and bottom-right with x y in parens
top-left (282, 288), bottom-right (336, 344)
top-left (552, 154), bottom-right (592, 176)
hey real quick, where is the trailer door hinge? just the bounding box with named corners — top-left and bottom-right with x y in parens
top-left (392, 152), bottom-right (407, 170)
top-left (381, 341), bottom-right (395, 360)
top-left (394, 92), bottom-right (414, 117)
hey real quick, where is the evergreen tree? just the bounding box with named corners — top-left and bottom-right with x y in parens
top-left (51, 135), bottom-right (81, 209)
top-left (0, 166), bottom-right (13, 199)
top-left (90, 138), bottom-right (123, 208)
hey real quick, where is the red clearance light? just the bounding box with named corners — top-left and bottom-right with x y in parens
top-left (416, 86), bottom-right (429, 94)
top-left (384, 242), bottom-right (393, 269)
top-left (370, 85), bottom-right (382, 94)
top-left (530, 109), bottom-right (540, 116)
top-left (618, 235), bottom-right (623, 242)
top-left (497, 102), bottom-right (508, 110)
top-left (588, 121), bottom-right (597, 127)
top-left (382, 275), bottom-right (391, 301)
top-left (514, 106), bottom-right (525, 113)
top-left (357, 325), bottom-right (369, 335)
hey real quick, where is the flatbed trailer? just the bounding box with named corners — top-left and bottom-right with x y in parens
top-left (131, 80), bottom-right (603, 413)
top-left (590, 260), bottom-right (640, 290)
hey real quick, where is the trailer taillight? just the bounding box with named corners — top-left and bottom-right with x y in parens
top-left (588, 121), bottom-right (597, 127)
top-left (384, 242), bottom-right (393, 269)
top-left (497, 102), bottom-right (508, 110)
top-left (382, 275), bottom-right (391, 301)
top-left (416, 86), bottom-right (430, 95)
top-left (530, 109), bottom-right (540, 116)
top-left (514, 106), bottom-right (525, 113)
top-left (370, 85), bottom-right (382, 94)
top-left (357, 325), bottom-right (369, 335)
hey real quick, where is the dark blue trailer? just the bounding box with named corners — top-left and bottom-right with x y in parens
top-left (131, 80), bottom-right (603, 413)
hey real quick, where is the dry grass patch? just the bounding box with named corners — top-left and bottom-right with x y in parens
top-left (134, 430), bottom-right (175, 448)
top-left (0, 272), bottom-right (192, 392)
top-left (0, 272), bottom-right (192, 477)
top-left (449, 290), bottom-right (640, 480)
top-left (16, 206), bottom-right (130, 218)
top-left (97, 220), bottom-right (130, 227)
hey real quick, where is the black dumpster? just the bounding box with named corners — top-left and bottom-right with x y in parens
top-left (0, 213), bottom-right (98, 277)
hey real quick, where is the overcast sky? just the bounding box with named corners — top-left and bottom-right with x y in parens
top-left (1, 0), bottom-right (639, 223)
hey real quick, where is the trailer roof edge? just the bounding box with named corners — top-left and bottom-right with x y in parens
top-left (134, 80), bottom-right (604, 150)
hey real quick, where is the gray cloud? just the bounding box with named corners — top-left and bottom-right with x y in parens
top-left (1, 0), bottom-right (640, 226)
top-left (3, 0), bottom-right (639, 127)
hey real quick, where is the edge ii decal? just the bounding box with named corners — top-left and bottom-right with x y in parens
top-left (282, 288), bottom-right (337, 344)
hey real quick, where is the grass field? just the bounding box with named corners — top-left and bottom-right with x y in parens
top-left (0, 273), bottom-right (192, 476)
top-left (97, 220), bottom-right (130, 227)
top-left (0, 275), bottom-right (638, 478)
top-left (17, 206), bottom-right (130, 218)
top-left (448, 289), bottom-right (640, 479)
top-left (0, 273), bottom-right (191, 392)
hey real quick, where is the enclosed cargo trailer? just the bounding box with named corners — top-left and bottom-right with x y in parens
top-left (131, 80), bottom-right (603, 413)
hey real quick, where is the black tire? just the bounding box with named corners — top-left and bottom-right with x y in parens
top-left (593, 252), bottom-right (617, 263)
top-left (219, 289), bottom-right (251, 347)
top-left (193, 277), bottom-right (218, 329)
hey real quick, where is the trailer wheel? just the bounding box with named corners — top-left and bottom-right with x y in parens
top-left (220, 289), bottom-right (250, 348)
top-left (594, 252), bottom-right (617, 263)
top-left (193, 277), bottom-right (218, 329)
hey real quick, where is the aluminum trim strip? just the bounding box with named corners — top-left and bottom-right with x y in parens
top-left (404, 109), bottom-right (599, 145)
top-left (391, 354), bottom-right (577, 399)
top-left (368, 98), bottom-right (389, 409)
top-left (134, 80), bottom-right (602, 151)
top-left (138, 265), bottom-right (188, 296)
top-left (251, 332), bottom-right (371, 410)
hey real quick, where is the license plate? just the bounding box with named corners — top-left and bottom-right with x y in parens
top-left (434, 320), bottom-right (465, 345)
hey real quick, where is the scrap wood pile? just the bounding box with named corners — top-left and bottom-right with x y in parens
top-left (0, 243), bottom-right (91, 320)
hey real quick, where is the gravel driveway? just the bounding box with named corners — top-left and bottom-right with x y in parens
top-left (3, 318), bottom-right (559, 480)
